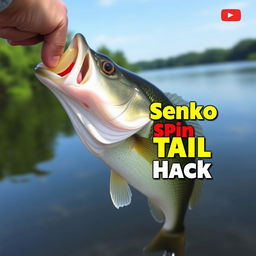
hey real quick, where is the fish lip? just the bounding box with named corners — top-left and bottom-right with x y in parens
top-left (35, 33), bottom-right (91, 85)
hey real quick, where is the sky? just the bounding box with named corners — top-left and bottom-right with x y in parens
top-left (63, 0), bottom-right (256, 62)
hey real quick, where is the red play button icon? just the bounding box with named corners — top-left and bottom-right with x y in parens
top-left (221, 9), bottom-right (241, 21)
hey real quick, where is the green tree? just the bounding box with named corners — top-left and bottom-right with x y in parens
top-left (199, 49), bottom-right (229, 64)
top-left (228, 39), bottom-right (256, 61)
top-left (247, 52), bottom-right (256, 60)
top-left (0, 39), bottom-right (41, 99)
top-left (133, 38), bottom-right (256, 70)
top-left (97, 45), bottom-right (139, 71)
top-left (97, 45), bottom-right (112, 57)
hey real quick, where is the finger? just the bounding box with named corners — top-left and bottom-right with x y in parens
top-left (8, 35), bottom-right (44, 46)
top-left (41, 19), bottom-right (68, 68)
top-left (0, 27), bottom-right (36, 41)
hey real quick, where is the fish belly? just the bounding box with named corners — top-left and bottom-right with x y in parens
top-left (102, 138), bottom-right (192, 231)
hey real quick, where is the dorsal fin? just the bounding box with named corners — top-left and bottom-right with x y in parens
top-left (165, 92), bottom-right (204, 137)
top-left (165, 92), bottom-right (204, 209)
top-left (165, 92), bottom-right (188, 106)
top-left (186, 120), bottom-right (204, 137)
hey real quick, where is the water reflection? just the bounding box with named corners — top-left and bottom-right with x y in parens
top-left (0, 61), bottom-right (256, 256)
top-left (0, 85), bottom-right (74, 181)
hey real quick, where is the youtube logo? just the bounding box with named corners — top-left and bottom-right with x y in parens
top-left (221, 9), bottom-right (241, 21)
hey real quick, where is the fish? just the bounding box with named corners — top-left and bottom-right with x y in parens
top-left (35, 33), bottom-right (203, 256)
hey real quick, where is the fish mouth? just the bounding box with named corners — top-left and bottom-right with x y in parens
top-left (35, 33), bottom-right (91, 85)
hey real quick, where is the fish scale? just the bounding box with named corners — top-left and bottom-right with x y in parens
top-left (35, 33), bottom-right (203, 256)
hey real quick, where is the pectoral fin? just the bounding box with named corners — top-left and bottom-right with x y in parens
top-left (110, 170), bottom-right (132, 209)
top-left (136, 121), bottom-right (153, 138)
top-left (132, 135), bottom-right (158, 163)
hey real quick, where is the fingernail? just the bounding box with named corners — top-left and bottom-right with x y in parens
top-left (51, 56), bottom-right (60, 67)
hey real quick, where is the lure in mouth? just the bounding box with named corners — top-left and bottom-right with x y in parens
top-left (35, 33), bottom-right (151, 146)
top-left (35, 33), bottom-right (92, 86)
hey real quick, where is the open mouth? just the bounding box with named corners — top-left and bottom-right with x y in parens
top-left (35, 34), bottom-right (91, 85)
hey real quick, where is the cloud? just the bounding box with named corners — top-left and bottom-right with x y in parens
top-left (93, 34), bottom-right (141, 48)
top-left (199, 1), bottom-right (249, 16)
top-left (196, 18), bottom-right (255, 32)
top-left (196, 1), bottom-right (253, 32)
top-left (224, 1), bottom-right (249, 9)
top-left (98, 0), bottom-right (117, 7)
top-left (197, 21), bottom-right (246, 32)
top-left (98, 0), bottom-right (150, 7)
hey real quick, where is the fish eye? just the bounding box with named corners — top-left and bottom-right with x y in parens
top-left (102, 61), bottom-right (115, 75)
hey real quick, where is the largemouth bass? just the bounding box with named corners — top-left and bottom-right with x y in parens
top-left (35, 34), bottom-right (203, 256)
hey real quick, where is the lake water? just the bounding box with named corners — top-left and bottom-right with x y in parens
top-left (0, 61), bottom-right (256, 256)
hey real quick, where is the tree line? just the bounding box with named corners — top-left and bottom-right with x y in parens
top-left (1, 37), bottom-right (256, 99)
top-left (0, 37), bottom-right (256, 181)
top-left (0, 38), bottom-right (139, 99)
top-left (133, 39), bottom-right (256, 70)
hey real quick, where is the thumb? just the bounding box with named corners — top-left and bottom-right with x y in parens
top-left (41, 21), bottom-right (68, 68)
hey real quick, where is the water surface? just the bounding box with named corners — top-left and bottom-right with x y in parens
top-left (1, 61), bottom-right (256, 256)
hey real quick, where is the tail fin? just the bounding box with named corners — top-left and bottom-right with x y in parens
top-left (144, 229), bottom-right (185, 256)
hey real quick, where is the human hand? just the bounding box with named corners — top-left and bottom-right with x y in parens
top-left (0, 0), bottom-right (68, 67)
